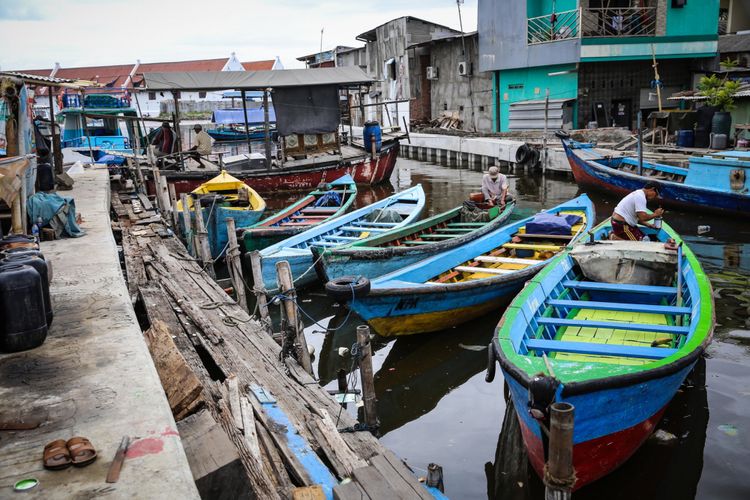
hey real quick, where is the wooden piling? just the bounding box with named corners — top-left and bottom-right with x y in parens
top-left (544, 402), bottom-right (575, 500)
top-left (426, 463), bottom-right (444, 493)
top-left (356, 325), bottom-right (379, 429)
top-left (275, 260), bottom-right (313, 376)
top-left (179, 193), bottom-right (194, 256)
top-left (249, 251), bottom-right (271, 331)
top-left (168, 183), bottom-right (179, 229)
top-left (225, 218), bottom-right (248, 313)
top-left (192, 198), bottom-right (215, 279)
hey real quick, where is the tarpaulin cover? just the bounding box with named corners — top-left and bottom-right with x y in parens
top-left (141, 67), bottom-right (373, 91)
top-left (272, 85), bottom-right (339, 136)
top-left (27, 191), bottom-right (86, 238)
top-left (211, 107), bottom-right (276, 125)
top-left (526, 212), bottom-right (582, 235)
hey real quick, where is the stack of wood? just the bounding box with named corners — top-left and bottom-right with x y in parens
top-left (111, 187), bottom-right (437, 499)
top-left (430, 111), bottom-right (462, 130)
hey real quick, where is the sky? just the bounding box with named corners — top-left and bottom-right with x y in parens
top-left (0, 0), bottom-right (478, 71)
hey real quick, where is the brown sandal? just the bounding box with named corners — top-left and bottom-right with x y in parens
top-left (66, 437), bottom-right (97, 467)
top-left (43, 439), bottom-right (72, 470)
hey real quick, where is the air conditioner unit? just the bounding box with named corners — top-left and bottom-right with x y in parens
top-left (426, 66), bottom-right (438, 80)
top-left (457, 61), bottom-right (470, 76)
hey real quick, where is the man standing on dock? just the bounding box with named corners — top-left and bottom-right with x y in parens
top-left (611, 181), bottom-right (664, 241)
top-left (482, 165), bottom-right (510, 207)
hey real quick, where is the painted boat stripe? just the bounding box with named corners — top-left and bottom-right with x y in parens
top-left (537, 317), bottom-right (689, 334)
top-left (547, 299), bottom-right (690, 315)
top-left (563, 280), bottom-right (677, 295)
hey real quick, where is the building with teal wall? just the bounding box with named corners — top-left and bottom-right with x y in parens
top-left (479, 0), bottom-right (721, 132)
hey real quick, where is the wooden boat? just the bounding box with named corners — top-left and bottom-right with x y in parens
top-left (559, 132), bottom-right (750, 215)
top-left (340, 195), bottom-right (595, 337)
top-left (176, 170), bottom-right (266, 258)
top-left (311, 201), bottom-right (516, 282)
top-left (148, 141), bottom-right (400, 197)
top-left (251, 184), bottom-right (425, 292)
top-left (241, 174), bottom-right (357, 252)
top-left (489, 217), bottom-right (713, 490)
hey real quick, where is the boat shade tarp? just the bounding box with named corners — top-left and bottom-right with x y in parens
top-left (272, 85), bottom-right (339, 135)
top-left (141, 67), bottom-right (373, 91)
top-left (211, 107), bottom-right (276, 125)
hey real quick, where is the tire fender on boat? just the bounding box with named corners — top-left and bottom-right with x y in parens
top-left (325, 276), bottom-right (371, 302)
top-left (485, 342), bottom-right (497, 383)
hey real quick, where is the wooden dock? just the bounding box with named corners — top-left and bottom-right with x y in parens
top-left (111, 185), bottom-right (445, 499)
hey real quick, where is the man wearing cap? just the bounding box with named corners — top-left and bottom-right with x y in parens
top-left (186, 124), bottom-right (213, 167)
top-left (481, 166), bottom-right (510, 207)
top-left (611, 181), bottom-right (664, 241)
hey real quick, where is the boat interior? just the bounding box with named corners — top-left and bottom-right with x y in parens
top-left (298, 197), bottom-right (421, 250)
top-left (428, 210), bottom-right (588, 284)
top-left (509, 226), bottom-right (697, 366)
top-left (257, 186), bottom-right (354, 228)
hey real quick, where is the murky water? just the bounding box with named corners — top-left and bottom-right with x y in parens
top-left (263, 158), bottom-right (750, 499)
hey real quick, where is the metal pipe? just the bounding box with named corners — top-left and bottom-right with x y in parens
top-left (241, 89), bottom-right (252, 158)
top-left (637, 109), bottom-right (643, 176)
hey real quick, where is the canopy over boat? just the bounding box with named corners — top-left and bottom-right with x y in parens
top-left (211, 107), bottom-right (276, 125)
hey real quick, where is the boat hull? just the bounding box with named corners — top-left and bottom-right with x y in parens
top-left (564, 141), bottom-right (750, 215)
top-left (150, 141), bottom-right (399, 196)
top-left (259, 251), bottom-right (316, 293)
top-left (350, 271), bottom-right (535, 337)
top-left (502, 362), bottom-right (695, 490)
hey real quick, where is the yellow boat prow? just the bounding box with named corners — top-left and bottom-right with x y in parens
top-left (175, 170), bottom-right (266, 212)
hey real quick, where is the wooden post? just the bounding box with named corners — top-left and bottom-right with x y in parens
top-left (356, 325), bottom-right (379, 429)
top-left (637, 110), bottom-right (643, 176)
top-left (192, 197), bottom-right (215, 278)
top-left (545, 402), bottom-right (575, 500)
top-left (249, 251), bottom-right (271, 329)
top-left (651, 44), bottom-right (662, 113)
top-left (225, 218), bottom-right (248, 312)
top-left (172, 92), bottom-right (183, 153)
top-left (179, 193), bottom-right (194, 255)
top-left (275, 260), bottom-right (313, 376)
top-left (263, 90), bottom-right (272, 169)
top-left (241, 90), bottom-right (253, 156)
top-left (46, 86), bottom-right (63, 175)
top-left (426, 463), bottom-right (445, 493)
top-left (130, 118), bottom-right (147, 193)
top-left (168, 183), bottom-right (179, 228)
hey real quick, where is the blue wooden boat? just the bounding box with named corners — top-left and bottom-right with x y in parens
top-left (488, 217), bottom-right (713, 489)
top-left (207, 107), bottom-right (277, 142)
top-left (311, 201), bottom-right (516, 282)
top-left (339, 195), bottom-right (594, 337)
top-left (559, 132), bottom-right (750, 215)
top-left (254, 185), bottom-right (425, 292)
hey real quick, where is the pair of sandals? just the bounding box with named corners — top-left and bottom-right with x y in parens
top-left (43, 437), bottom-right (97, 470)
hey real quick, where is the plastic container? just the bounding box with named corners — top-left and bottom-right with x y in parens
top-left (710, 133), bottom-right (728, 150)
top-left (676, 130), bottom-right (694, 148)
top-left (37, 162), bottom-right (55, 191)
top-left (1, 254), bottom-right (53, 326)
top-left (711, 111), bottom-right (732, 137)
top-left (363, 121), bottom-right (382, 153)
top-left (0, 234), bottom-right (39, 251)
top-left (652, 217), bottom-right (663, 229)
top-left (0, 263), bottom-right (47, 352)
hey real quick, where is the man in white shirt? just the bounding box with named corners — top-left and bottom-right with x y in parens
top-left (611, 181), bottom-right (664, 241)
top-left (186, 124), bottom-right (213, 167)
top-left (481, 166), bottom-right (510, 207)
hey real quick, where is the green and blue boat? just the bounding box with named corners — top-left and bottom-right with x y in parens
top-left (489, 218), bottom-right (713, 489)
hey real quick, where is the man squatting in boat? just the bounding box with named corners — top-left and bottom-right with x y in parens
top-left (612, 181), bottom-right (664, 241)
top-left (482, 165), bottom-right (512, 207)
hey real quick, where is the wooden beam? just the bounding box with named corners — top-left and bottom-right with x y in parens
top-left (276, 260), bottom-right (313, 376)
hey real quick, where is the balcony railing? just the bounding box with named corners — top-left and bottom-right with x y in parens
top-left (528, 9), bottom-right (580, 45)
top-left (580, 7), bottom-right (657, 38)
top-left (527, 7), bottom-right (657, 45)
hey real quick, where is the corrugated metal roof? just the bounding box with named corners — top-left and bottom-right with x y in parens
top-left (508, 99), bottom-right (575, 131)
top-left (0, 71), bottom-right (98, 88)
top-left (719, 33), bottom-right (750, 54)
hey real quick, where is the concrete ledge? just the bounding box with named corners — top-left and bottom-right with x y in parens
top-left (0, 168), bottom-right (198, 498)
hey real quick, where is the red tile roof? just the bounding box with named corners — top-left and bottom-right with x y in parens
top-left (242, 60), bottom-right (275, 71)
top-left (137, 58), bottom-right (229, 74)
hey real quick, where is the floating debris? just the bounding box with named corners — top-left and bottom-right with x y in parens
top-left (718, 424), bottom-right (738, 437)
top-left (649, 429), bottom-right (678, 446)
top-left (458, 343), bottom-right (487, 352)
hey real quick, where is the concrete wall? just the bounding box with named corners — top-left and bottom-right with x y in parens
top-left (429, 34), bottom-right (493, 132)
top-left (728, 0), bottom-right (750, 33)
top-left (478, 0), bottom-right (580, 72)
top-left (497, 63), bottom-right (579, 131)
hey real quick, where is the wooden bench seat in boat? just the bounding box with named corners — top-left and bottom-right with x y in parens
top-left (419, 234), bottom-right (458, 239)
top-left (474, 256), bottom-right (540, 265)
top-left (351, 222), bottom-right (399, 227)
top-left (562, 280), bottom-right (678, 296)
top-left (454, 265), bottom-right (515, 275)
top-left (435, 227), bottom-right (474, 233)
top-left (537, 317), bottom-right (689, 335)
top-left (503, 243), bottom-right (564, 251)
top-left (291, 215), bottom-right (329, 219)
top-left (525, 338), bottom-right (677, 359)
top-left (280, 221), bottom-right (318, 226)
top-left (517, 233), bottom-right (574, 240)
top-left (301, 208), bottom-right (339, 214)
top-left (447, 222), bottom-right (486, 227)
top-left (402, 240), bottom-right (431, 245)
top-left (340, 226), bottom-right (386, 232)
top-left (547, 299), bottom-right (690, 315)
top-left (326, 235), bottom-right (360, 241)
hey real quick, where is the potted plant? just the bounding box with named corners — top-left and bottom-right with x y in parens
top-left (697, 74), bottom-right (741, 138)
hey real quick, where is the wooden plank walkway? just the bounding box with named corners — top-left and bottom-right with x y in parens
top-left (111, 187), bottom-right (444, 499)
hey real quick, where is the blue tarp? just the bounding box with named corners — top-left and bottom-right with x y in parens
top-left (211, 107), bottom-right (276, 125)
top-left (314, 191), bottom-right (342, 207)
top-left (526, 212), bottom-right (582, 235)
top-left (27, 192), bottom-right (86, 238)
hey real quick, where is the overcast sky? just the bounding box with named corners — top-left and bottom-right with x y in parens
top-left (0, 0), bottom-right (478, 71)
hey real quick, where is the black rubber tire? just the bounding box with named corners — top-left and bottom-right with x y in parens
top-left (325, 276), bottom-right (371, 302)
top-left (554, 129), bottom-right (570, 139)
